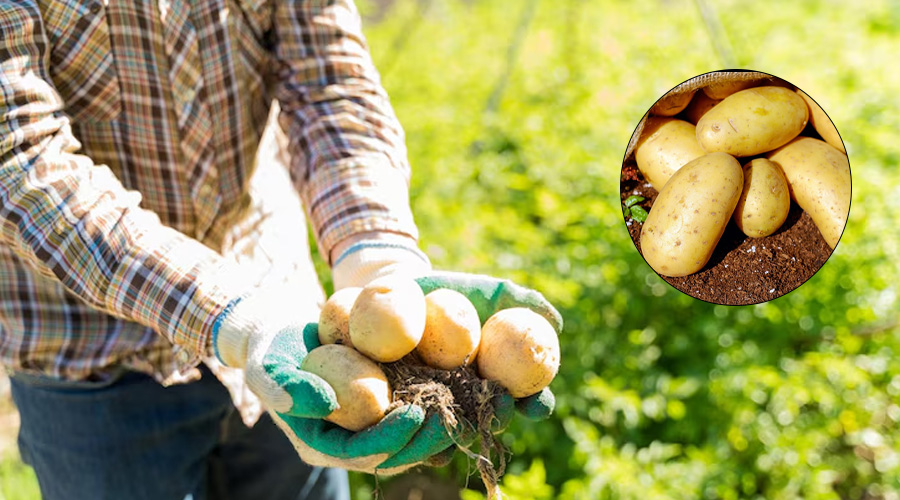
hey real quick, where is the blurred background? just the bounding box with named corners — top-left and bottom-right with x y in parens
top-left (2, 0), bottom-right (899, 498)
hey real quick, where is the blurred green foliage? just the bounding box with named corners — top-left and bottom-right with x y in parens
top-left (350, 0), bottom-right (900, 498)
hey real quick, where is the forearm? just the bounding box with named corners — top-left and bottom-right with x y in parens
top-left (273, 0), bottom-right (419, 263)
top-left (0, 3), bottom-right (238, 354)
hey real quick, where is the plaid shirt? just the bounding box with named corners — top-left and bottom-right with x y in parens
top-left (0, 0), bottom-right (417, 384)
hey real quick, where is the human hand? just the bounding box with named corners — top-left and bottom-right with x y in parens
top-left (212, 290), bottom-right (460, 473)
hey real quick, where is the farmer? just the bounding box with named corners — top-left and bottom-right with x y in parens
top-left (0, 0), bottom-right (560, 498)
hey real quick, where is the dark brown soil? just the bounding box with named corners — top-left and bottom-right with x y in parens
top-left (620, 162), bottom-right (834, 305)
top-left (380, 355), bottom-right (505, 498)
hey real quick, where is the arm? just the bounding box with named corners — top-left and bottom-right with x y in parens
top-left (272, 0), bottom-right (422, 267)
top-left (0, 1), bottom-right (236, 360)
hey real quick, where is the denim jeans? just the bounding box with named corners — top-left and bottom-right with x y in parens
top-left (9, 366), bottom-right (350, 500)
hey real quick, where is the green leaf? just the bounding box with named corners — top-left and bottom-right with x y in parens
top-left (630, 206), bottom-right (649, 222)
top-left (624, 195), bottom-right (645, 208)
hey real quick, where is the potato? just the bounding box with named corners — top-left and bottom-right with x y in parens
top-left (349, 276), bottom-right (426, 362)
top-left (768, 137), bottom-right (851, 248)
top-left (696, 86), bottom-right (808, 157)
top-left (635, 118), bottom-right (707, 190)
top-left (733, 159), bottom-right (790, 238)
top-left (477, 308), bottom-right (560, 398)
top-left (301, 344), bottom-right (391, 432)
top-left (701, 79), bottom-right (756, 100)
top-left (650, 90), bottom-right (695, 116)
top-left (417, 289), bottom-right (481, 370)
top-left (318, 287), bottom-right (362, 347)
top-left (640, 152), bottom-right (743, 277)
top-left (797, 89), bottom-right (845, 153)
top-left (684, 91), bottom-right (721, 124)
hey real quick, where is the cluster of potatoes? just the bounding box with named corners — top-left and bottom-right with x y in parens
top-left (634, 79), bottom-right (850, 278)
top-left (303, 276), bottom-right (561, 431)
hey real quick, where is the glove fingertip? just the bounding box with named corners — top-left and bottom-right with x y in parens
top-left (302, 322), bottom-right (322, 350)
top-left (284, 371), bottom-right (339, 418)
top-left (516, 387), bottom-right (556, 421)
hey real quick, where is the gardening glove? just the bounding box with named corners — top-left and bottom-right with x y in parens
top-left (212, 289), bottom-right (461, 474)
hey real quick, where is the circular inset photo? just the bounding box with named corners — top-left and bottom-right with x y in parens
top-left (621, 70), bottom-right (851, 306)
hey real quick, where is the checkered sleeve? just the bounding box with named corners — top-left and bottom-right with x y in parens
top-left (0, 1), bottom-right (237, 360)
top-left (273, 0), bottom-right (419, 264)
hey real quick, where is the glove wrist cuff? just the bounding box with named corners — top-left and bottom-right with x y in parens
top-left (213, 295), bottom-right (260, 368)
top-left (332, 241), bottom-right (432, 289)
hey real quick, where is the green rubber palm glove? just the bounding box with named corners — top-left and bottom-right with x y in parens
top-left (416, 272), bottom-right (563, 422)
top-left (213, 291), bottom-right (461, 473)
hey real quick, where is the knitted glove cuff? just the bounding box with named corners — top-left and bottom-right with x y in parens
top-left (332, 241), bottom-right (432, 290)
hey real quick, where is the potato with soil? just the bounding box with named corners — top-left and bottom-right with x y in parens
top-left (318, 287), bottom-right (362, 347)
top-left (417, 289), bottom-right (482, 370)
top-left (640, 152), bottom-right (743, 277)
top-left (349, 276), bottom-right (426, 362)
top-left (797, 89), bottom-right (845, 153)
top-left (301, 344), bottom-right (392, 432)
top-left (768, 137), bottom-right (851, 249)
top-left (696, 86), bottom-right (808, 157)
top-left (477, 308), bottom-right (560, 398)
top-left (733, 159), bottom-right (790, 238)
top-left (635, 118), bottom-right (707, 191)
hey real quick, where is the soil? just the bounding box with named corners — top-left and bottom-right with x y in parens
top-left (380, 355), bottom-right (505, 498)
top-left (620, 162), bottom-right (834, 305)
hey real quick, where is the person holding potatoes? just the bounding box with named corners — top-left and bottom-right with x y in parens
top-left (0, 0), bottom-right (561, 498)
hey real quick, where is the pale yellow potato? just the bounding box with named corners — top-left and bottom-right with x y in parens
top-left (301, 344), bottom-right (391, 432)
top-left (696, 86), bottom-right (809, 157)
top-left (768, 137), bottom-right (851, 249)
top-left (701, 79), bottom-right (756, 100)
top-left (684, 92), bottom-right (721, 124)
top-left (349, 276), bottom-right (426, 362)
top-left (650, 90), bottom-right (696, 116)
top-left (640, 152), bottom-right (743, 277)
top-left (797, 89), bottom-right (845, 153)
top-left (635, 118), bottom-right (707, 191)
top-left (318, 287), bottom-right (362, 347)
top-left (477, 308), bottom-right (560, 398)
top-left (733, 159), bottom-right (790, 238)
top-left (417, 289), bottom-right (481, 370)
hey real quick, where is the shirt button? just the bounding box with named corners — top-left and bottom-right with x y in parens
top-left (200, 184), bottom-right (214, 198)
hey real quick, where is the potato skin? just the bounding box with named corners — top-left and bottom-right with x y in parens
top-left (696, 86), bottom-right (809, 157)
top-left (349, 276), bottom-right (426, 362)
top-left (301, 344), bottom-right (391, 432)
top-left (635, 118), bottom-right (707, 191)
top-left (733, 159), bottom-right (790, 238)
top-left (684, 92), bottom-right (721, 124)
top-left (650, 90), bottom-right (696, 116)
top-left (477, 308), bottom-right (560, 398)
top-left (701, 79), bottom-right (756, 100)
top-left (768, 137), bottom-right (851, 249)
top-left (417, 289), bottom-right (481, 370)
top-left (640, 152), bottom-right (743, 277)
top-left (797, 89), bottom-right (845, 153)
top-left (318, 287), bottom-right (362, 347)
